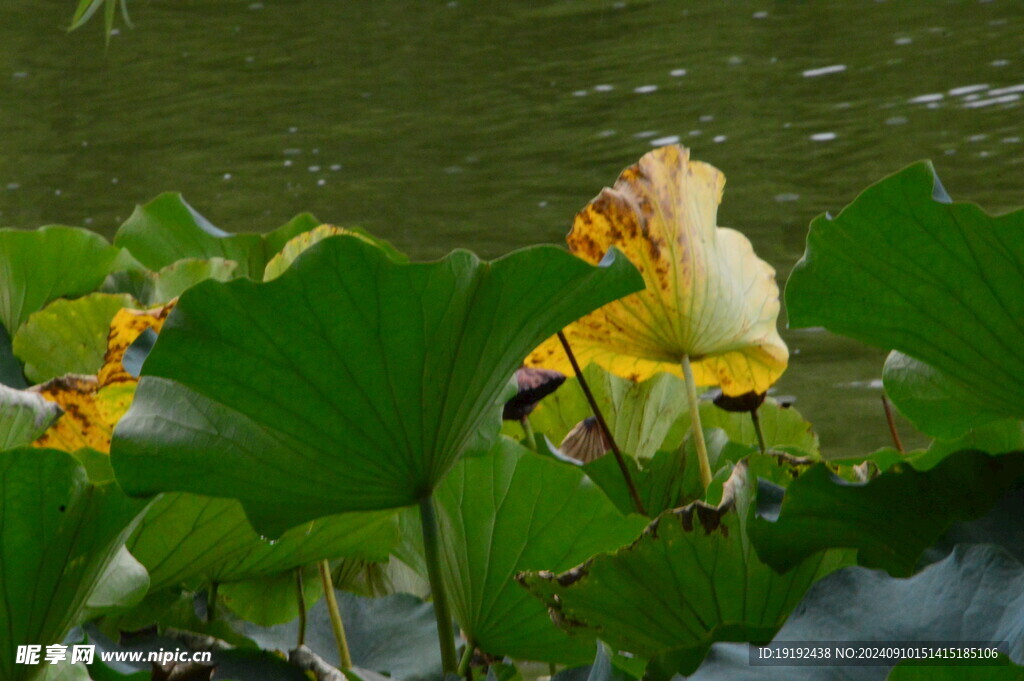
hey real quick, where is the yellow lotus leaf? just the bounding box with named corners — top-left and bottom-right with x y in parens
top-left (527, 145), bottom-right (788, 395)
top-left (264, 224), bottom-right (349, 281)
top-left (30, 375), bottom-right (111, 451)
top-left (97, 301), bottom-right (176, 387)
top-left (263, 224), bottom-right (404, 281)
top-left (33, 300), bottom-right (175, 452)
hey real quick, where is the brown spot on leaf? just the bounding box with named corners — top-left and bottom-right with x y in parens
top-left (99, 301), bottom-right (176, 387)
top-left (30, 375), bottom-right (113, 452)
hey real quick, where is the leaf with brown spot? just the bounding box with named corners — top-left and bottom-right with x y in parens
top-left (526, 145), bottom-right (788, 396)
top-left (98, 301), bottom-right (176, 388)
top-left (518, 460), bottom-right (851, 675)
top-left (0, 383), bottom-right (64, 448)
top-left (30, 301), bottom-right (173, 453)
top-left (29, 375), bottom-right (118, 452)
top-left (12, 293), bottom-right (136, 384)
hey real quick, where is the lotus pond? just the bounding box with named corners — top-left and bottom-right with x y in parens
top-left (1, 3), bottom-right (1023, 681)
top-left (3, 0), bottom-right (1024, 454)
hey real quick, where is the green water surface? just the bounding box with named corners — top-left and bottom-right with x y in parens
top-left (2, 0), bottom-right (1022, 455)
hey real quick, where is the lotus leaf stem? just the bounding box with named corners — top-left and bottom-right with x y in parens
top-left (206, 581), bottom-right (218, 622)
top-left (296, 568), bottom-right (307, 646)
top-left (458, 640), bottom-right (475, 679)
top-left (520, 416), bottom-right (537, 452)
top-left (556, 331), bottom-right (647, 515)
top-left (749, 406), bottom-right (767, 456)
top-left (881, 395), bottom-right (905, 453)
top-left (681, 355), bottom-right (712, 490)
top-left (419, 495), bottom-right (459, 673)
top-left (319, 559), bottom-right (353, 669)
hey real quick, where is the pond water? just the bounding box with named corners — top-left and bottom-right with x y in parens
top-left (2, 0), bottom-right (1022, 456)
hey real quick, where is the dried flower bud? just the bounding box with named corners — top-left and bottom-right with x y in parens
top-left (711, 389), bottom-right (766, 413)
top-left (559, 416), bottom-right (611, 463)
top-left (502, 367), bottom-right (566, 421)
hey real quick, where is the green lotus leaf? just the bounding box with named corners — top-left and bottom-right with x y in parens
top-left (13, 293), bottom-right (136, 383)
top-left (82, 545), bottom-right (149, 618)
top-left (149, 257), bottom-right (240, 303)
top-left (552, 642), bottom-right (641, 681)
top-left (244, 590), bottom-right (446, 680)
top-left (219, 565), bottom-right (323, 627)
top-left (86, 624), bottom-right (309, 681)
top-left (0, 383), bottom-right (63, 448)
top-left (434, 437), bottom-right (647, 663)
top-left (685, 545), bottom-right (1024, 679)
top-left (668, 398), bottom-right (820, 456)
top-left (485, 663), bottom-right (523, 681)
top-left (882, 351), bottom-right (1009, 440)
top-left (0, 448), bottom-right (149, 681)
top-left (520, 464), bottom-right (852, 675)
top-left (263, 224), bottom-right (407, 281)
top-left (0, 226), bottom-right (122, 335)
top-left (583, 428), bottom-right (749, 518)
top-left (584, 423), bottom-right (810, 520)
top-left (0, 322), bottom-right (26, 388)
top-left (924, 418), bottom-right (1024, 464)
top-left (786, 162), bottom-right (1024, 438)
top-left (505, 364), bottom-right (688, 461)
top-left (750, 449), bottom-right (1024, 577)
top-left (91, 587), bottom-right (247, 649)
top-left (71, 654), bottom-right (147, 681)
top-left (887, 658), bottom-right (1024, 680)
top-left (38, 662), bottom-right (91, 681)
top-left (127, 492), bottom-right (398, 590)
top-left (111, 236), bottom-right (643, 535)
top-left (582, 444), bottom-right (691, 518)
top-left (113, 192), bottom-right (319, 278)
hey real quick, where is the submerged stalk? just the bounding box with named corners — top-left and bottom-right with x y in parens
top-left (319, 559), bottom-right (353, 669)
top-left (681, 355), bottom-right (712, 490)
top-left (557, 331), bottom-right (647, 516)
top-left (419, 495), bottom-right (458, 674)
